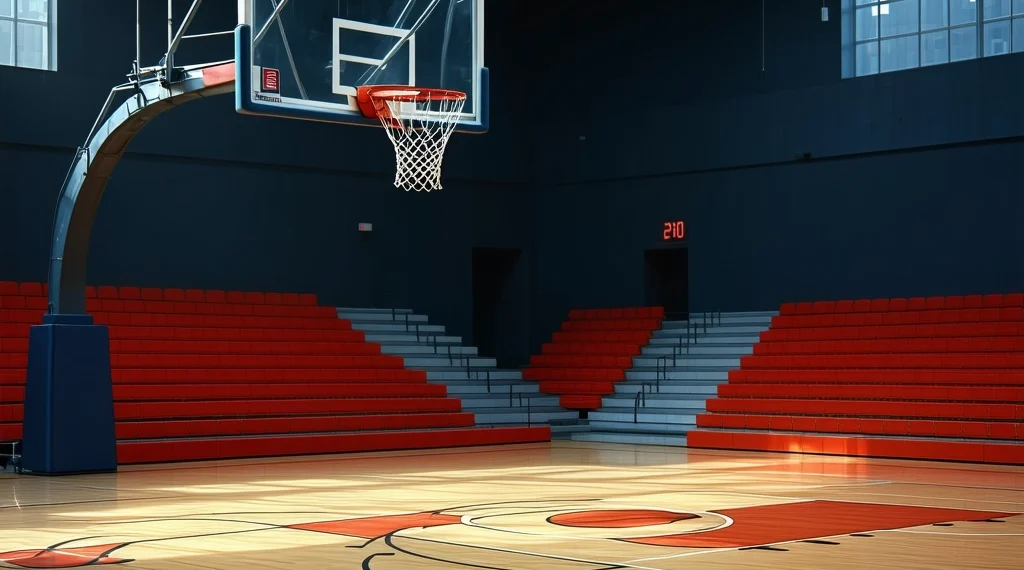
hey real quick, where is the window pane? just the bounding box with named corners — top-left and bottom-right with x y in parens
top-left (0, 0), bottom-right (12, 18)
top-left (984, 0), bottom-right (1012, 19)
top-left (921, 30), bottom-right (949, 65)
top-left (1013, 18), bottom-right (1024, 51)
top-left (16, 21), bottom-right (45, 69)
top-left (856, 41), bottom-right (880, 75)
top-left (950, 25), bottom-right (978, 60)
top-left (856, 6), bottom-right (880, 40)
top-left (984, 20), bottom-right (1012, 55)
top-left (922, 0), bottom-right (948, 30)
top-left (0, 20), bottom-right (11, 66)
top-left (880, 0), bottom-right (919, 36)
top-left (950, 0), bottom-right (978, 25)
top-left (881, 35), bottom-right (920, 72)
top-left (856, 0), bottom-right (877, 4)
top-left (16, 0), bottom-right (46, 22)
top-left (1016, 0), bottom-right (1024, 14)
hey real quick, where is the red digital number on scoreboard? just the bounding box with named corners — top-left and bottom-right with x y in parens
top-left (663, 221), bottom-right (685, 241)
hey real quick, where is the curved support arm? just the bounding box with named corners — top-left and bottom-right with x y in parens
top-left (47, 62), bottom-right (236, 315)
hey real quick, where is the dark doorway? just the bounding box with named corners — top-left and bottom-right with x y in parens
top-left (645, 248), bottom-right (689, 319)
top-left (472, 247), bottom-right (526, 368)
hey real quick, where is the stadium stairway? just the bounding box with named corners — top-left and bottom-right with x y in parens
top-left (337, 307), bottom-right (584, 437)
top-left (571, 311), bottom-right (775, 446)
top-left (688, 295), bottom-right (1024, 465)
top-left (0, 282), bottom-right (549, 466)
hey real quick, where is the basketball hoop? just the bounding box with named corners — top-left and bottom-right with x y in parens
top-left (357, 86), bottom-right (467, 192)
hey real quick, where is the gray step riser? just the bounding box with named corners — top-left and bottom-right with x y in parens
top-left (600, 397), bottom-right (710, 409)
top-left (380, 345), bottom-right (479, 356)
top-left (649, 336), bottom-right (760, 346)
top-left (460, 397), bottom-right (561, 407)
top-left (589, 412), bottom-right (697, 425)
top-left (633, 357), bottom-right (741, 368)
top-left (364, 334), bottom-right (463, 345)
top-left (353, 323), bottom-right (446, 333)
top-left (439, 384), bottom-right (540, 395)
top-left (426, 371), bottom-right (523, 381)
top-left (641, 346), bottom-right (752, 356)
top-left (336, 307), bottom-right (412, 315)
top-left (613, 384), bottom-right (720, 395)
top-left (654, 328), bottom-right (769, 338)
top-left (404, 357), bottom-right (497, 368)
top-left (339, 312), bottom-right (429, 323)
top-left (626, 371), bottom-right (730, 381)
top-left (584, 421), bottom-right (695, 434)
top-left (475, 412), bottom-right (579, 424)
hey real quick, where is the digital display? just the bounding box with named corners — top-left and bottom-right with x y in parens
top-left (663, 221), bottom-right (685, 241)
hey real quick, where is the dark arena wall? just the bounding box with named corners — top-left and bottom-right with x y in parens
top-left (1, 1), bottom-right (1023, 360)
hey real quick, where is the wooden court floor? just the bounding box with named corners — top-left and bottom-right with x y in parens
top-left (1, 442), bottom-right (1022, 569)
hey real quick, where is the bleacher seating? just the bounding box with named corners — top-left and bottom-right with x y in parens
top-left (524, 307), bottom-right (664, 410)
top-left (688, 294), bottom-right (1024, 465)
top-left (0, 282), bottom-right (549, 464)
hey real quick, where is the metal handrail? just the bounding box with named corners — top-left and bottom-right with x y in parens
top-left (633, 389), bottom-right (647, 423)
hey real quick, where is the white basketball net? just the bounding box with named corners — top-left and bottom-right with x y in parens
top-left (368, 89), bottom-right (467, 192)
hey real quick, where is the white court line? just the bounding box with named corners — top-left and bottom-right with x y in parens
top-left (879, 529), bottom-right (1024, 537)
top-left (827, 491), bottom-right (1024, 507)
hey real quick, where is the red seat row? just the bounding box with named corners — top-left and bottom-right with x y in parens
top-left (552, 331), bottom-right (653, 344)
top-left (761, 322), bottom-right (1024, 342)
top-left (696, 414), bottom-right (1023, 441)
top-left (689, 295), bottom-right (1024, 465)
top-left (728, 368), bottom-right (1024, 385)
top-left (0, 296), bottom-right (337, 319)
top-left (718, 383), bottom-right (1024, 402)
top-left (530, 355), bottom-right (634, 368)
top-left (107, 340), bottom-right (381, 356)
top-left (568, 307), bottom-right (665, 320)
top-left (0, 282), bottom-right (320, 306)
top-left (753, 337), bottom-right (1024, 356)
top-left (562, 318), bottom-right (662, 332)
top-left (705, 397), bottom-right (1024, 422)
top-left (781, 294), bottom-right (1022, 316)
top-left (0, 309), bottom-right (353, 330)
top-left (773, 308), bottom-right (1024, 329)
top-left (4, 382), bottom-right (447, 403)
top-left (525, 307), bottom-right (663, 409)
top-left (741, 353), bottom-right (1024, 370)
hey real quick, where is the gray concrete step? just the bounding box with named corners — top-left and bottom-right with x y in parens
top-left (653, 325), bottom-right (768, 337)
top-left (632, 355), bottom-right (741, 368)
top-left (352, 322), bottom-right (446, 333)
top-left (426, 369), bottom-right (524, 381)
top-left (336, 307), bottom-right (413, 315)
top-left (380, 344), bottom-right (479, 356)
top-left (402, 355), bottom-right (497, 368)
top-left (626, 369), bottom-right (732, 381)
top-left (338, 309), bottom-right (428, 323)
top-left (473, 408), bottom-right (579, 425)
top-left (585, 420), bottom-right (694, 435)
top-left (601, 395), bottom-right (710, 409)
top-left (641, 344), bottom-right (753, 356)
top-left (459, 394), bottom-right (561, 408)
top-left (439, 382), bottom-right (541, 395)
top-left (648, 335), bottom-right (760, 346)
top-left (589, 408), bottom-right (701, 425)
top-left (363, 332), bottom-right (463, 344)
top-left (612, 381), bottom-right (722, 395)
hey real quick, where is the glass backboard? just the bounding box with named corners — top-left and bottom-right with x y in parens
top-left (235, 0), bottom-right (487, 132)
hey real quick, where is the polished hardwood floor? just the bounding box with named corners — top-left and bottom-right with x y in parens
top-left (1, 441), bottom-right (1022, 569)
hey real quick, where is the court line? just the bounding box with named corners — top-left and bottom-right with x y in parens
top-left (824, 491), bottom-right (1024, 507)
top-left (393, 533), bottom-right (669, 570)
top-left (879, 529), bottom-right (1024, 537)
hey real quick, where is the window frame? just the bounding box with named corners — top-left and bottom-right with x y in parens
top-left (0, 0), bottom-right (58, 71)
top-left (843, 0), bottom-right (1023, 78)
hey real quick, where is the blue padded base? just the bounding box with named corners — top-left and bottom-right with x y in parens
top-left (21, 316), bottom-right (118, 475)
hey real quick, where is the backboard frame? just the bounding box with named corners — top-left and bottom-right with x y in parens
top-left (234, 0), bottom-right (489, 133)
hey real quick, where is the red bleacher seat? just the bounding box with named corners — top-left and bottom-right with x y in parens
top-left (0, 281), bottom-right (550, 463)
top-left (690, 294), bottom-right (1024, 465)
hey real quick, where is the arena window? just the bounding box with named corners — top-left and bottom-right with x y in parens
top-left (0, 0), bottom-right (57, 71)
top-left (842, 0), bottom-right (1024, 78)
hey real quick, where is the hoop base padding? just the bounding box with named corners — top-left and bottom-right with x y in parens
top-left (21, 315), bottom-right (118, 475)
